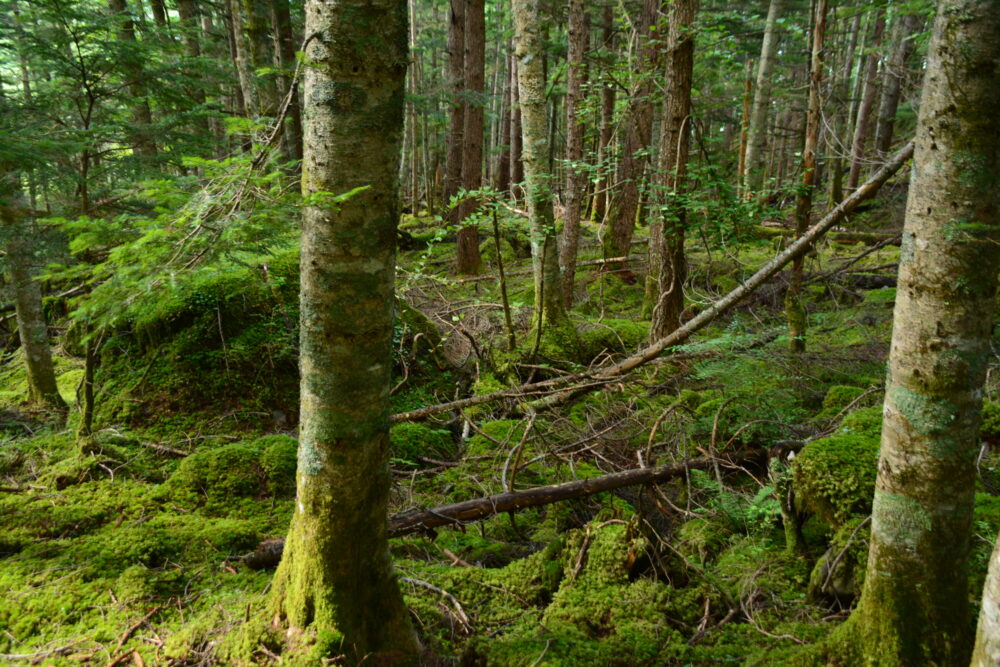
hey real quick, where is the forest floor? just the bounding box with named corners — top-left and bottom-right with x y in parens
top-left (3, 191), bottom-right (1000, 665)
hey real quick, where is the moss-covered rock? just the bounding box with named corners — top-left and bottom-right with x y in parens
top-left (390, 422), bottom-right (455, 465)
top-left (817, 385), bottom-right (866, 420)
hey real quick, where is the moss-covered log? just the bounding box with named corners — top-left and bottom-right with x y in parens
top-left (266, 0), bottom-right (419, 661)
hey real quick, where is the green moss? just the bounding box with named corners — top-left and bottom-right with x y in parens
top-left (818, 385), bottom-right (866, 419)
top-left (160, 435), bottom-right (297, 506)
top-left (980, 400), bottom-right (1000, 439)
top-left (390, 422), bottom-right (455, 466)
top-left (676, 516), bottom-right (732, 564)
top-left (807, 515), bottom-right (870, 602)
top-left (793, 426), bottom-right (879, 527)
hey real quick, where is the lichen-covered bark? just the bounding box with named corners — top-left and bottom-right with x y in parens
top-left (974, 533), bottom-right (1000, 666)
top-left (268, 0), bottom-right (418, 661)
top-left (742, 0), bottom-right (783, 195)
top-left (512, 0), bottom-right (566, 326)
top-left (2, 205), bottom-right (66, 411)
top-left (826, 1), bottom-right (1000, 663)
top-left (649, 0), bottom-right (696, 340)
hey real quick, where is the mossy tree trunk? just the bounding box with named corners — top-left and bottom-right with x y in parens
top-left (2, 202), bottom-right (66, 411)
top-left (825, 1), bottom-right (1000, 663)
top-left (558, 0), bottom-right (587, 308)
top-left (455, 0), bottom-right (484, 275)
top-left (648, 0), bottom-right (696, 341)
top-left (513, 0), bottom-right (567, 328)
top-left (267, 0), bottom-right (419, 661)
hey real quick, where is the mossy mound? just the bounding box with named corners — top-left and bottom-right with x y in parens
top-left (390, 422), bottom-right (455, 466)
top-left (816, 385), bottom-right (866, 420)
top-left (159, 434), bottom-right (297, 506)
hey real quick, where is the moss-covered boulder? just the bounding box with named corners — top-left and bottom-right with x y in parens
top-left (389, 422), bottom-right (454, 465)
top-left (793, 406), bottom-right (881, 527)
top-left (816, 385), bottom-right (866, 420)
top-left (160, 434), bottom-right (297, 505)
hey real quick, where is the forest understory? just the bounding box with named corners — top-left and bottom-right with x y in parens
top-left (4, 187), bottom-right (1000, 666)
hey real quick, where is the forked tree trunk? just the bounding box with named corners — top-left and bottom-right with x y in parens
top-left (823, 1), bottom-right (1000, 663)
top-left (268, 0), bottom-right (419, 660)
top-left (456, 0), bottom-right (484, 275)
top-left (513, 0), bottom-right (566, 327)
top-left (559, 0), bottom-right (588, 307)
top-left (786, 0), bottom-right (827, 353)
top-left (649, 0), bottom-right (697, 340)
top-left (742, 0), bottom-right (784, 196)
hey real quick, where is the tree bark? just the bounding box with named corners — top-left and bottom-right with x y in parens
top-left (742, 0), bottom-right (784, 196)
top-left (786, 0), bottom-right (827, 353)
top-left (604, 0), bottom-right (661, 270)
top-left (513, 0), bottom-right (567, 327)
top-left (267, 0), bottom-right (419, 660)
top-left (108, 0), bottom-right (157, 158)
top-left (649, 0), bottom-right (697, 340)
top-left (874, 11), bottom-right (921, 159)
top-left (591, 4), bottom-right (616, 225)
top-left (2, 203), bottom-right (65, 411)
top-left (271, 0), bottom-right (304, 163)
top-left (443, 0), bottom-right (466, 217)
top-left (456, 0), bottom-right (484, 275)
top-left (847, 8), bottom-right (885, 192)
top-left (559, 0), bottom-right (588, 307)
top-left (509, 51), bottom-right (524, 195)
top-left (824, 1), bottom-right (1000, 662)
top-left (974, 533), bottom-right (1000, 666)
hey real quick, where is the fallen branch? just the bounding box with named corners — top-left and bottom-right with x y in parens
top-left (392, 143), bottom-right (913, 423)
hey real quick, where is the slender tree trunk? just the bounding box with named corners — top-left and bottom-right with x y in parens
top-left (108, 0), bottom-right (157, 158)
top-left (847, 8), bottom-right (885, 192)
top-left (268, 0), bottom-right (419, 660)
top-left (824, 1), bottom-right (1000, 663)
top-left (828, 9), bottom-right (862, 207)
top-left (785, 0), bottom-right (826, 353)
top-left (443, 0), bottom-right (466, 216)
top-left (456, 0), bottom-right (484, 275)
top-left (736, 59), bottom-right (752, 198)
top-left (742, 0), bottom-right (784, 196)
top-left (592, 3), bottom-right (616, 224)
top-left (495, 57), bottom-right (512, 192)
top-left (513, 0), bottom-right (566, 327)
top-left (604, 0), bottom-right (661, 271)
top-left (2, 204), bottom-right (66, 411)
top-left (649, 0), bottom-right (697, 340)
top-left (874, 11), bottom-right (921, 159)
top-left (559, 0), bottom-right (588, 307)
top-left (509, 51), bottom-right (524, 196)
top-left (271, 0), bottom-right (303, 163)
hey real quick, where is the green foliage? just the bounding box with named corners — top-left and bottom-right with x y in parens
top-left (390, 422), bottom-right (455, 466)
top-left (817, 385), bottom-right (866, 420)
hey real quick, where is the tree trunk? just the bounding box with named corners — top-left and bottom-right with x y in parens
top-left (604, 0), bottom-right (661, 271)
top-left (874, 11), bottom-right (921, 159)
top-left (228, 0), bottom-right (281, 149)
top-left (736, 59), bottom-right (752, 198)
top-left (513, 0), bottom-right (566, 327)
top-left (108, 0), bottom-right (157, 158)
top-left (509, 51), bottom-right (524, 195)
top-left (456, 0), bottom-right (484, 275)
top-left (649, 0), bottom-right (697, 340)
top-left (828, 9), bottom-right (862, 207)
top-left (591, 4), bottom-right (616, 225)
top-left (268, 0), bottom-right (419, 660)
top-left (271, 0), bottom-right (304, 163)
top-left (823, 1), bottom-right (1000, 662)
top-left (786, 0), bottom-right (827, 353)
top-left (742, 0), bottom-right (784, 196)
top-left (975, 532), bottom-right (1000, 666)
top-left (443, 0), bottom-right (466, 218)
top-left (495, 55), bottom-right (512, 193)
top-left (2, 203), bottom-right (66, 411)
top-left (847, 8), bottom-right (885, 192)
top-left (559, 0), bottom-right (588, 307)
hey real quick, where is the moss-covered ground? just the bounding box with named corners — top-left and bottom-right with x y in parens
top-left (2, 203), bottom-right (999, 665)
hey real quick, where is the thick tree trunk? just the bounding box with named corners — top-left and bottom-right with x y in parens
top-left (559, 0), bottom-right (588, 307)
top-left (847, 8), bottom-right (885, 192)
top-left (742, 0), bottom-right (784, 196)
top-left (786, 0), bottom-right (827, 353)
top-left (824, 2), bottom-right (1000, 663)
top-left (604, 0), bottom-right (661, 269)
top-left (874, 12), bottom-right (921, 159)
top-left (513, 0), bottom-right (566, 327)
top-left (2, 204), bottom-right (65, 410)
top-left (456, 0), bottom-right (484, 275)
top-left (649, 0), bottom-right (697, 340)
top-left (108, 0), bottom-right (157, 158)
top-left (974, 533), bottom-right (1000, 666)
top-left (267, 0), bottom-right (419, 660)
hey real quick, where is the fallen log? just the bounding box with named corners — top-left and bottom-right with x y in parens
top-left (393, 142), bottom-right (914, 422)
top-left (238, 453), bottom-right (754, 568)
